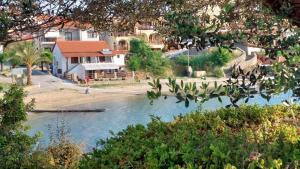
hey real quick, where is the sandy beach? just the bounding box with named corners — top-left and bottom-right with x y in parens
top-left (25, 84), bottom-right (151, 109)
top-left (1, 70), bottom-right (226, 110)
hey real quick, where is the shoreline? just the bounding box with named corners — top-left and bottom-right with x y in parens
top-left (0, 72), bottom-right (227, 110)
top-left (25, 84), bottom-right (150, 110)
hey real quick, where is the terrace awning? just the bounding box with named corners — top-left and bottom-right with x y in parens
top-left (81, 63), bottom-right (120, 70)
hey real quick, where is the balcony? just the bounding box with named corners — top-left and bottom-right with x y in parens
top-left (113, 31), bottom-right (132, 37)
top-left (40, 37), bottom-right (57, 45)
top-left (44, 30), bottom-right (60, 38)
top-left (136, 25), bottom-right (155, 30)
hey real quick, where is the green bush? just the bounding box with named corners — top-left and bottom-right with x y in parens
top-left (79, 105), bottom-right (300, 168)
top-left (175, 47), bottom-right (233, 74)
top-left (208, 67), bottom-right (224, 78)
top-left (127, 39), bottom-right (171, 77)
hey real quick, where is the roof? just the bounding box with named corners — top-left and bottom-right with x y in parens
top-left (55, 41), bottom-right (127, 57)
top-left (81, 63), bottom-right (120, 70)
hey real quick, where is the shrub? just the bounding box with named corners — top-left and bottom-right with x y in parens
top-left (175, 47), bottom-right (233, 74)
top-left (210, 47), bottom-right (233, 66)
top-left (209, 67), bottom-right (224, 78)
top-left (79, 105), bottom-right (300, 168)
top-left (0, 85), bottom-right (38, 169)
top-left (127, 39), bottom-right (171, 77)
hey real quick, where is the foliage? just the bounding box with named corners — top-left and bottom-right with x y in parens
top-left (0, 52), bottom-right (8, 71)
top-left (29, 121), bottom-right (82, 169)
top-left (0, 0), bottom-right (81, 47)
top-left (79, 105), bottom-right (300, 168)
top-left (207, 67), bottom-right (224, 78)
top-left (41, 49), bottom-right (53, 64)
top-left (175, 47), bottom-right (233, 70)
top-left (14, 41), bottom-right (42, 85)
top-left (40, 49), bottom-right (54, 71)
top-left (175, 47), bottom-right (232, 77)
top-left (47, 120), bottom-right (82, 169)
top-left (127, 39), bottom-right (171, 77)
top-left (0, 85), bottom-right (38, 169)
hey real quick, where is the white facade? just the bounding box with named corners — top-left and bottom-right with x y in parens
top-left (36, 28), bottom-right (100, 50)
top-left (52, 45), bottom-right (67, 76)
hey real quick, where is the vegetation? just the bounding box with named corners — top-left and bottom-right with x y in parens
top-left (14, 42), bottom-right (46, 85)
top-left (40, 49), bottom-right (53, 72)
top-left (127, 39), bottom-right (171, 77)
top-left (0, 52), bottom-right (8, 72)
top-left (175, 47), bottom-right (233, 77)
top-left (0, 85), bottom-right (38, 169)
top-left (0, 0), bottom-right (80, 47)
top-left (1, 0), bottom-right (300, 168)
top-left (80, 105), bottom-right (300, 168)
top-left (0, 85), bottom-right (82, 169)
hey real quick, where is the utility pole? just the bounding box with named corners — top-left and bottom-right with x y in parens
top-left (187, 46), bottom-right (190, 68)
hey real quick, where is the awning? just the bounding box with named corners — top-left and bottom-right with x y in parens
top-left (81, 63), bottom-right (120, 70)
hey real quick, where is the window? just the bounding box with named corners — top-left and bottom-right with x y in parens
top-left (64, 32), bottom-right (72, 41)
top-left (86, 57), bottom-right (91, 63)
top-left (71, 57), bottom-right (79, 64)
top-left (99, 57), bottom-right (105, 63)
top-left (87, 31), bottom-right (98, 38)
top-left (79, 57), bottom-right (84, 63)
top-left (57, 69), bottom-right (62, 74)
top-left (117, 55), bottom-right (120, 58)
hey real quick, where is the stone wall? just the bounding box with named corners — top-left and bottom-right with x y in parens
top-left (223, 47), bottom-right (258, 76)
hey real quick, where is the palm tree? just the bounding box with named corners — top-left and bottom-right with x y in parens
top-left (7, 51), bottom-right (22, 68)
top-left (40, 49), bottom-right (53, 72)
top-left (15, 42), bottom-right (42, 85)
top-left (0, 52), bottom-right (8, 72)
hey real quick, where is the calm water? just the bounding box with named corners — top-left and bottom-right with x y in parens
top-left (27, 91), bottom-right (293, 151)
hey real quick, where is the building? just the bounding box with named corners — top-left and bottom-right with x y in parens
top-left (36, 22), bottom-right (100, 51)
top-left (102, 21), bottom-right (165, 51)
top-left (52, 41), bottom-right (127, 81)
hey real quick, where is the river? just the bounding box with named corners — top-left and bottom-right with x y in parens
top-left (26, 91), bottom-right (293, 151)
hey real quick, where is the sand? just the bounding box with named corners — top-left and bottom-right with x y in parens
top-left (25, 84), bottom-right (151, 109)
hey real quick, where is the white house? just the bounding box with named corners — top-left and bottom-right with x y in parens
top-left (52, 41), bottom-right (127, 80)
top-left (36, 21), bottom-right (100, 51)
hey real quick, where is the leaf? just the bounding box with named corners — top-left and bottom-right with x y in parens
top-left (218, 96), bottom-right (222, 103)
top-left (185, 99), bottom-right (189, 107)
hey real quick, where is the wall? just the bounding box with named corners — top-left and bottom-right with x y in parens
top-left (44, 30), bottom-right (60, 38)
top-left (80, 30), bottom-right (100, 41)
top-left (112, 54), bottom-right (125, 66)
top-left (52, 45), bottom-right (67, 76)
top-left (59, 29), bottom-right (80, 41)
top-left (246, 46), bottom-right (264, 56)
top-left (68, 64), bottom-right (85, 80)
top-left (223, 47), bottom-right (258, 72)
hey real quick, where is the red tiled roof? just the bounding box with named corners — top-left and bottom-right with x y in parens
top-left (55, 41), bottom-right (127, 57)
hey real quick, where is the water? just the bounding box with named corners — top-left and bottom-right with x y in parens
top-left (26, 91), bottom-right (293, 151)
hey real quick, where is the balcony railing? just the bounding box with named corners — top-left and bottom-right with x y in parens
top-left (137, 25), bottom-right (155, 30)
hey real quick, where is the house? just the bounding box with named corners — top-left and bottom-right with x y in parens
top-left (36, 21), bottom-right (100, 51)
top-left (52, 41), bottom-right (127, 81)
top-left (102, 21), bottom-right (165, 51)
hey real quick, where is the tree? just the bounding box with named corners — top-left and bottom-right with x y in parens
top-left (14, 41), bottom-right (42, 85)
top-left (0, 85), bottom-right (37, 169)
top-left (40, 49), bottom-right (53, 72)
top-left (0, 52), bottom-right (8, 71)
top-left (0, 0), bottom-right (83, 47)
top-left (127, 39), bottom-right (170, 77)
